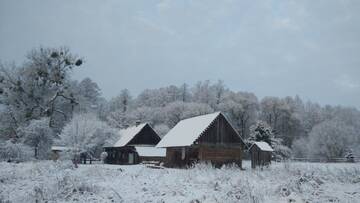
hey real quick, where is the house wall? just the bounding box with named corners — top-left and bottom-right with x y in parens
top-left (165, 147), bottom-right (198, 168)
top-left (198, 145), bottom-right (242, 167)
top-left (128, 124), bottom-right (161, 146)
top-left (165, 145), bottom-right (242, 168)
top-left (195, 114), bottom-right (243, 145)
top-left (140, 156), bottom-right (165, 163)
top-left (104, 147), bottom-right (140, 165)
top-left (250, 145), bottom-right (272, 169)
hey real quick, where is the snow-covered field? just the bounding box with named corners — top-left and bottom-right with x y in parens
top-left (0, 161), bottom-right (359, 203)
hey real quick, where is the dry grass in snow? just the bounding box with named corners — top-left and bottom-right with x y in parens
top-left (0, 161), bottom-right (359, 202)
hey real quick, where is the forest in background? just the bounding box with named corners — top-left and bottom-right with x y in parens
top-left (0, 47), bottom-right (359, 161)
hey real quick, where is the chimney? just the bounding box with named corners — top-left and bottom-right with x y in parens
top-left (135, 121), bottom-right (141, 127)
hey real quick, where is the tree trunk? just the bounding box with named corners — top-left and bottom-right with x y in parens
top-left (34, 146), bottom-right (38, 159)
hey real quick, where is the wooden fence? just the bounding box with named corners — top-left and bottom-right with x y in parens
top-left (290, 157), bottom-right (360, 163)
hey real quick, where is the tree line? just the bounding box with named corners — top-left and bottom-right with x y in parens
top-left (0, 47), bottom-right (359, 161)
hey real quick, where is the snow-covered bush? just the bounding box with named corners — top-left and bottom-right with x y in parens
top-left (58, 113), bottom-right (118, 160)
top-left (248, 121), bottom-right (273, 144)
top-left (18, 117), bottom-right (54, 159)
top-left (248, 121), bottom-right (291, 159)
top-left (307, 118), bottom-right (357, 159)
top-left (291, 137), bottom-right (309, 158)
top-left (0, 140), bottom-right (33, 162)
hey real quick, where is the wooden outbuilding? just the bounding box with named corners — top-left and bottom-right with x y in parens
top-left (51, 146), bottom-right (72, 161)
top-left (249, 141), bottom-right (274, 169)
top-left (156, 112), bottom-right (245, 168)
top-left (104, 123), bottom-right (165, 165)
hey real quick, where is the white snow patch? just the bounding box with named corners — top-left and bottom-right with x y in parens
top-left (251, 141), bottom-right (274, 152)
top-left (1, 161), bottom-right (360, 202)
top-left (51, 146), bottom-right (72, 151)
top-left (135, 146), bottom-right (166, 157)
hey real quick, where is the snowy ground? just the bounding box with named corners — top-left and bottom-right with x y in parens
top-left (0, 161), bottom-right (359, 203)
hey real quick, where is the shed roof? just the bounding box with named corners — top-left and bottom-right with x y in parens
top-left (114, 123), bottom-right (148, 147)
top-left (135, 146), bottom-right (166, 157)
top-left (51, 146), bottom-right (72, 151)
top-left (157, 112), bottom-right (240, 148)
top-left (250, 141), bottom-right (274, 152)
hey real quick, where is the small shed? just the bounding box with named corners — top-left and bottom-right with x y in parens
top-left (104, 123), bottom-right (165, 164)
top-left (249, 141), bottom-right (274, 169)
top-left (156, 112), bottom-right (245, 168)
top-left (51, 146), bottom-right (72, 161)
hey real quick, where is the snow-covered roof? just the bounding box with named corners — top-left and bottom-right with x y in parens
top-left (250, 142), bottom-right (274, 152)
top-left (51, 146), bottom-right (72, 151)
top-left (114, 123), bottom-right (148, 147)
top-left (157, 112), bottom-right (222, 148)
top-left (135, 146), bottom-right (166, 157)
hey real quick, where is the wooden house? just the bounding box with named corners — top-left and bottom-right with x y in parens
top-left (156, 112), bottom-right (245, 168)
top-left (104, 123), bottom-right (165, 165)
top-left (249, 141), bottom-right (274, 169)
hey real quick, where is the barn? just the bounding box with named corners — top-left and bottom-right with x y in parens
top-left (104, 123), bottom-right (165, 165)
top-left (249, 141), bottom-right (274, 169)
top-left (156, 112), bottom-right (245, 168)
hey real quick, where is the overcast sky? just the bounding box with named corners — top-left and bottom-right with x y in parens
top-left (1, 0), bottom-right (360, 108)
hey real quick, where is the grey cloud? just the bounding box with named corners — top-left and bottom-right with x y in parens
top-left (0, 0), bottom-right (359, 108)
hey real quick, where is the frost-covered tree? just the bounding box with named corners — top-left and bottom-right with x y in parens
top-left (154, 124), bottom-right (170, 138)
top-left (248, 121), bottom-right (291, 159)
top-left (58, 113), bottom-right (118, 160)
top-left (0, 107), bottom-right (18, 140)
top-left (180, 83), bottom-right (191, 102)
top-left (212, 80), bottom-right (227, 106)
top-left (260, 96), bottom-right (305, 147)
top-left (291, 137), bottom-right (309, 158)
top-left (307, 119), bottom-right (357, 159)
top-left (78, 78), bottom-right (101, 102)
top-left (128, 106), bottom-right (154, 124)
top-left (277, 96), bottom-right (305, 146)
top-left (303, 101), bottom-right (325, 134)
top-left (0, 47), bottom-right (83, 133)
top-left (192, 80), bottom-right (216, 107)
top-left (0, 140), bottom-right (33, 162)
top-left (109, 89), bottom-right (132, 112)
top-left (248, 121), bottom-right (273, 145)
top-left (107, 110), bottom-right (129, 129)
top-left (163, 101), bottom-right (214, 127)
top-left (218, 91), bottom-right (258, 138)
top-left (135, 85), bottom-right (183, 108)
top-left (71, 77), bottom-right (102, 113)
top-left (18, 117), bottom-right (54, 159)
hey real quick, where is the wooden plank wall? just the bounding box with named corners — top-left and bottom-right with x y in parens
top-left (196, 114), bottom-right (242, 145)
top-left (128, 124), bottom-right (161, 145)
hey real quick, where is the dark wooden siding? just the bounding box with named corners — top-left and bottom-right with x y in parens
top-left (250, 145), bottom-right (272, 169)
top-left (198, 145), bottom-right (242, 166)
top-left (104, 146), bottom-right (140, 165)
top-left (195, 114), bottom-right (243, 146)
top-left (165, 147), bottom-right (199, 168)
top-left (140, 156), bottom-right (165, 162)
top-left (164, 146), bottom-right (242, 168)
top-left (128, 124), bottom-right (161, 146)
